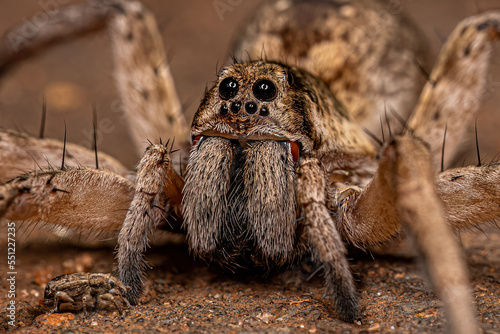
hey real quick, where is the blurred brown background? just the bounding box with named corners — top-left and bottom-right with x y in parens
top-left (0, 0), bottom-right (499, 169)
top-left (0, 3), bottom-right (499, 332)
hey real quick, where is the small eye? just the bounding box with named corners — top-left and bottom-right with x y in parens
top-left (219, 77), bottom-right (239, 100)
top-left (260, 106), bottom-right (269, 117)
top-left (231, 101), bottom-right (242, 113)
top-left (109, 280), bottom-right (115, 288)
top-left (245, 101), bottom-right (258, 114)
top-left (220, 104), bottom-right (229, 115)
top-left (253, 79), bottom-right (277, 102)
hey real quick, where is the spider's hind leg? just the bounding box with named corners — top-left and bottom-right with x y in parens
top-left (0, 167), bottom-right (135, 233)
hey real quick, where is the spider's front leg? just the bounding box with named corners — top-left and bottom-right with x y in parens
top-left (339, 136), bottom-right (478, 334)
top-left (296, 157), bottom-right (358, 323)
top-left (117, 143), bottom-right (184, 304)
top-left (387, 138), bottom-right (477, 334)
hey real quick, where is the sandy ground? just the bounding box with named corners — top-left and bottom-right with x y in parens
top-left (0, 0), bottom-right (499, 333)
top-left (0, 227), bottom-right (499, 333)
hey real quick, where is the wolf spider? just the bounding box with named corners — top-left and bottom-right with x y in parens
top-left (0, 1), bottom-right (499, 333)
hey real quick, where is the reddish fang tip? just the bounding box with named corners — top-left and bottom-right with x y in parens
top-left (289, 141), bottom-right (300, 162)
top-left (192, 135), bottom-right (202, 146)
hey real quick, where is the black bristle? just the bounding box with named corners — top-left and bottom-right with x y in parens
top-left (61, 122), bottom-right (67, 171)
top-left (475, 118), bottom-right (481, 167)
top-left (93, 104), bottom-right (99, 170)
top-left (441, 123), bottom-right (448, 173)
top-left (380, 116), bottom-right (385, 143)
top-left (52, 187), bottom-right (70, 194)
top-left (244, 50), bottom-right (252, 62)
top-left (415, 58), bottom-right (436, 86)
top-left (230, 53), bottom-right (239, 65)
top-left (170, 137), bottom-right (175, 153)
top-left (153, 204), bottom-right (168, 213)
top-left (388, 106), bottom-right (409, 134)
top-left (363, 128), bottom-right (383, 146)
top-left (39, 96), bottom-right (47, 139)
top-left (215, 59), bottom-right (221, 75)
top-left (46, 172), bottom-right (56, 185)
top-left (384, 105), bottom-right (392, 138)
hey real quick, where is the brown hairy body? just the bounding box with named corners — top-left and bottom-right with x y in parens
top-left (0, 1), bottom-right (499, 333)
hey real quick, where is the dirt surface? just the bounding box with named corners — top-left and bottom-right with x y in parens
top-left (0, 227), bottom-right (499, 333)
top-left (1, 1), bottom-right (500, 333)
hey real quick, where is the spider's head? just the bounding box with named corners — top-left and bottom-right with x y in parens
top-left (183, 61), bottom-right (330, 267)
top-left (183, 61), bottom-right (365, 268)
top-left (190, 61), bottom-right (320, 158)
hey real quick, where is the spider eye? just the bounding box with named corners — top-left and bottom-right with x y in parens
top-left (253, 79), bottom-right (277, 102)
top-left (219, 77), bottom-right (239, 100)
top-left (109, 280), bottom-right (115, 288)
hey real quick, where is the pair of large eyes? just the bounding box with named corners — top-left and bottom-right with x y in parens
top-left (219, 77), bottom-right (277, 102)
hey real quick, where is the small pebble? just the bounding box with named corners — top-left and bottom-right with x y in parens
top-left (36, 313), bottom-right (75, 326)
